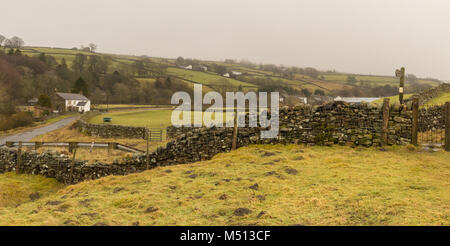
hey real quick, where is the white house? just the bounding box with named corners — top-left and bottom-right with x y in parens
top-left (231, 71), bottom-right (242, 76)
top-left (334, 96), bottom-right (379, 103)
top-left (223, 73), bottom-right (230, 77)
top-left (298, 97), bottom-right (308, 104)
top-left (55, 92), bottom-right (91, 112)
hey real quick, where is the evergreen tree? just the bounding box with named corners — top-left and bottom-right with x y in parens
top-left (72, 77), bottom-right (89, 96)
top-left (37, 94), bottom-right (52, 108)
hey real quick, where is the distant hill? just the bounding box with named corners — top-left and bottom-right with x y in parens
top-left (18, 46), bottom-right (440, 98)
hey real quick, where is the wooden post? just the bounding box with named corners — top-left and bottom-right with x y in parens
top-left (231, 107), bottom-right (238, 150)
top-left (382, 98), bottom-right (390, 145)
top-left (16, 141), bottom-right (22, 174)
top-left (34, 141), bottom-right (42, 151)
top-left (412, 96), bottom-right (419, 146)
top-left (445, 102), bottom-right (450, 151)
top-left (107, 142), bottom-right (117, 154)
top-left (70, 145), bottom-right (77, 182)
top-left (146, 128), bottom-right (150, 169)
top-left (68, 142), bottom-right (77, 153)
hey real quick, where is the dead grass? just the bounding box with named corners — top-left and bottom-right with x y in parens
top-left (0, 173), bottom-right (63, 208)
top-left (0, 144), bottom-right (449, 226)
top-left (30, 124), bottom-right (168, 164)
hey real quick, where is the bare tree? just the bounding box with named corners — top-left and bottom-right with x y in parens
top-left (88, 43), bottom-right (98, 53)
top-left (5, 36), bottom-right (24, 48)
top-left (0, 34), bottom-right (5, 49)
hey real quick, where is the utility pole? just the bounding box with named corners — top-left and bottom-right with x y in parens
top-left (395, 67), bottom-right (405, 105)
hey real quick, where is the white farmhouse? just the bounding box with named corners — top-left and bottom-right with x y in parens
top-left (55, 92), bottom-right (91, 113)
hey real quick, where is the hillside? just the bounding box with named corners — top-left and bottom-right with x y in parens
top-left (0, 144), bottom-right (449, 226)
top-left (18, 46), bottom-right (441, 97)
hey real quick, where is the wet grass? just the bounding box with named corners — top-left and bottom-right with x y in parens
top-left (0, 144), bottom-right (449, 226)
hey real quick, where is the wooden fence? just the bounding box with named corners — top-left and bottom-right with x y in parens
top-left (2, 141), bottom-right (145, 154)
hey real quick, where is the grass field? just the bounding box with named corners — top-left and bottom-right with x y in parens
top-left (0, 144), bottom-right (449, 226)
top-left (323, 74), bottom-right (440, 88)
top-left (372, 94), bottom-right (414, 106)
top-left (424, 92), bottom-right (450, 106)
top-left (166, 67), bottom-right (257, 88)
top-left (31, 124), bottom-right (168, 163)
top-left (17, 46), bottom-right (442, 95)
top-left (88, 109), bottom-right (234, 128)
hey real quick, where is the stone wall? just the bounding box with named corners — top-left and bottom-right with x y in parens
top-left (405, 83), bottom-right (450, 106)
top-left (169, 102), bottom-right (413, 146)
top-left (418, 105), bottom-right (445, 131)
top-left (76, 120), bottom-right (147, 139)
top-left (0, 103), bottom-right (418, 185)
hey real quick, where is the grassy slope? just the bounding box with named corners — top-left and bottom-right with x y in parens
top-left (19, 46), bottom-right (440, 94)
top-left (0, 144), bottom-right (449, 226)
top-left (0, 173), bottom-right (63, 208)
top-left (372, 94), bottom-right (414, 106)
top-left (424, 92), bottom-right (450, 106)
top-left (323, 74), bottom-right (440, 88)
top-left (166, 67), bottom-right (257, 88)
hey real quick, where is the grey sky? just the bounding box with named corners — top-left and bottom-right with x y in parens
top-left (3, 0), bottom-right (450, 80)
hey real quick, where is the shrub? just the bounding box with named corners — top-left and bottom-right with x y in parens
top-left (0, 112), bottom-right (34, 131)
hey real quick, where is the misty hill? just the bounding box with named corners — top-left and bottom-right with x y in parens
top-left (18, 46), bottom-right (440, 99)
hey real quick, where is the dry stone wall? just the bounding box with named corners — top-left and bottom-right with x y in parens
top-left (405, 83), bottom-right (450, 106)
top-left (76, 120), bottom-right (147, 139)
top-left (1, 103), bottom-right (419, 184)
top-left (418, 105), bottom-right (445, 131)
top-left (169, 102), bottom-right (413, 146)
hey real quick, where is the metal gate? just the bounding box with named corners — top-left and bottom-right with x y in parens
top-left (413, 99), bottom-right (450, 150)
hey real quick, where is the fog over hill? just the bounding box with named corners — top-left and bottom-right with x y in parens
top-left (1, 0), bottom-right (450, 80)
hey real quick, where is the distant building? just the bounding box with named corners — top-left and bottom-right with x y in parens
top-left (223, 73), bottom-right (230, 77)
top-left (231, 71), bottom-right (242, 76)
top-left (334, 96), bottom-right (379, 103)
top-left (181, 65), bottom-right (192, 70)
top-left (54, 92), bottom-right (91, 113)
top-left (308, 95), bottom-right (333, 105)
top-left (298, 97), bottom-right (308, 104)
top-left (193, 65), bottom-right (208, 72)
top-left (27, 98), bottom-right (38, 106)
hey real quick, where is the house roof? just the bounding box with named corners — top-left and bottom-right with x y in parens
top-left (76, 101), bottom-right (87, 106)
top-left (28, 98), bottom-right (38, 103)
top-left (56, 92), bottom-right (89, 101)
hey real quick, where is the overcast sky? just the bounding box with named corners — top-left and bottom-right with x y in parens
top-left (2, 0), bottom-right (450, 80)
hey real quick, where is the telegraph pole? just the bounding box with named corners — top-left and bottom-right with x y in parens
top-left (395, 67), bottom-right (405, 105)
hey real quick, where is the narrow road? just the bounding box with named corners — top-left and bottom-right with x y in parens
top-left (0, 116), bottom-right (80, 146)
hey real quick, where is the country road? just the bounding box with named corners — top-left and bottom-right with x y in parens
top-left (0, 116), bottom-right (80, 146)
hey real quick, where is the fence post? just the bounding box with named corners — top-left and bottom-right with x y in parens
top-left (16, 141), bottom-right (22, 174)
top-left (68, 142), bottom-right (78, 153)
top-left (35, 141), bottom-right (42, 151)
top-left (445, 102), bottom-right (450, 151)
top-left (146, 128), bottom-right (150, 169)
top-left (70, 145), bottom-right (77, 183)
top-left (231, 107), bottom-right (238, 150)
top-left (382, 98), bottom-right (390, 145)
top-left (412, 96), bottom-right (419, 146)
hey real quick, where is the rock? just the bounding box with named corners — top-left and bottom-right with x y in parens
top-left (144, 206), bottom-right (159, 213)
top-left (29, 192), bottom-right (40, 201)
top-left (249, 183), bottom-right (259, 190)
top-left (233, 208), bottom-right (252, 216)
